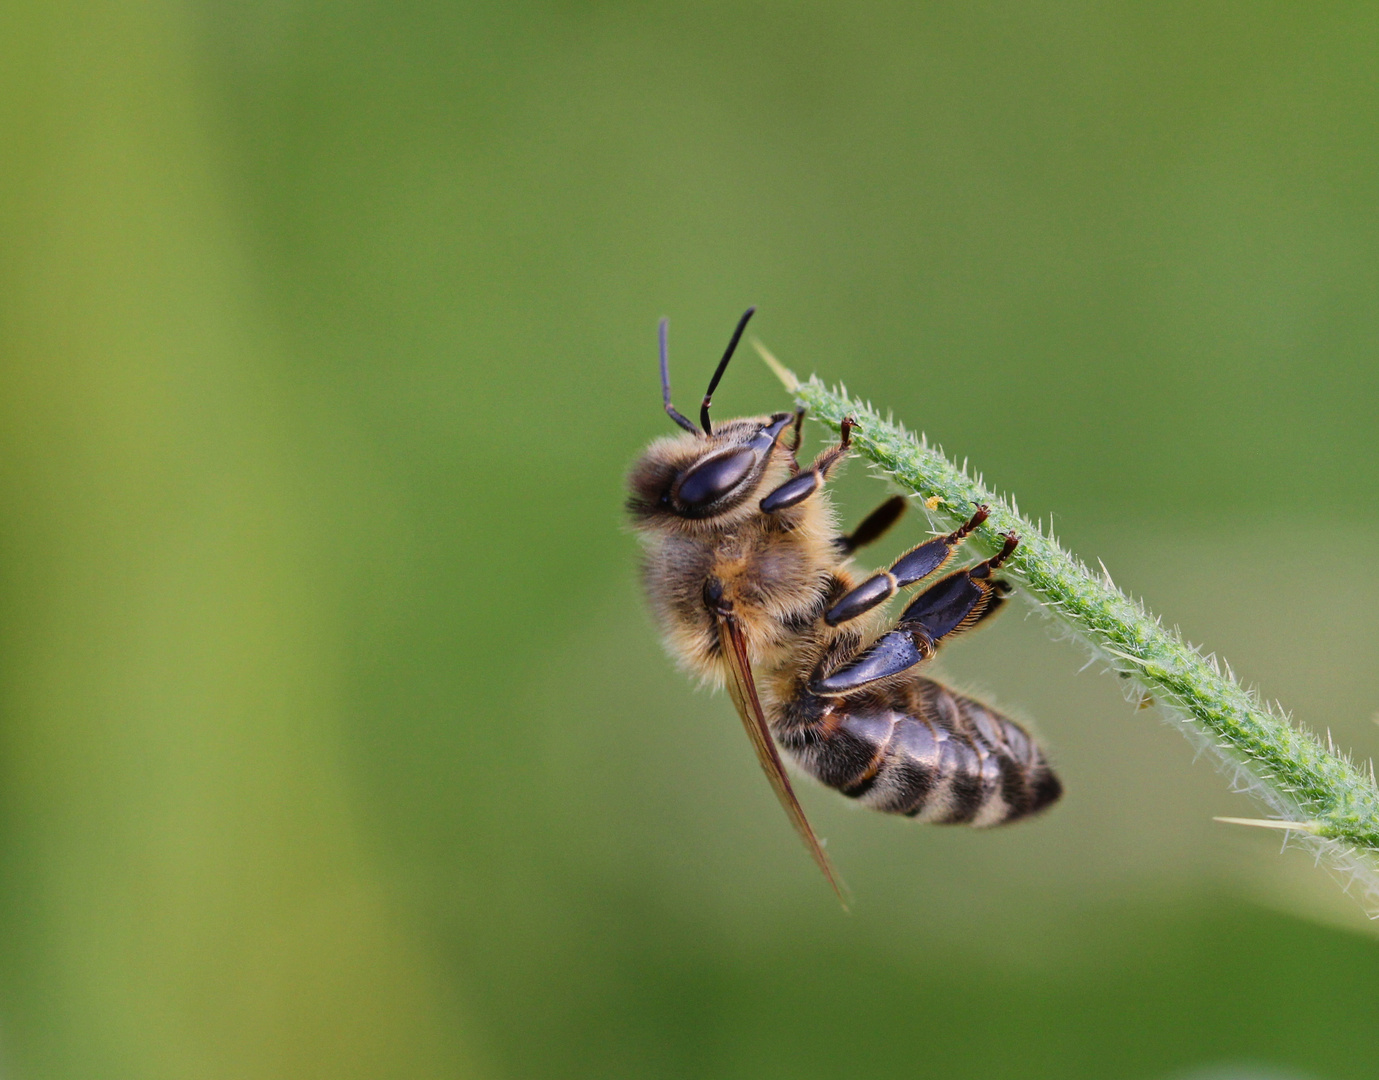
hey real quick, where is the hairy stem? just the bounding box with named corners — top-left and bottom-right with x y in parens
top-left (758, 343), bottom-right (1379, 877)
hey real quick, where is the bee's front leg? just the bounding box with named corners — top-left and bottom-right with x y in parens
top-left (782, 406), bottom-right (806, 474)
top-left (758, 416), bottom-right (856, 512)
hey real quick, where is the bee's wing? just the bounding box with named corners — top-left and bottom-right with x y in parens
top-left (717, 614), bottom-right (847, 905)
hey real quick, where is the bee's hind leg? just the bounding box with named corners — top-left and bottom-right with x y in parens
top-left (895, 531), bottom-right (1017, 641)
top-left (810, 533), bottom-right (1019, 697)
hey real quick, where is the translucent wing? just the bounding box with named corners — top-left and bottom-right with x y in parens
top-left (717, 613), bottom-right (847, 905)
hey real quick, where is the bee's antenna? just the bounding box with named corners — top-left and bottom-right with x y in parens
top-left (660, 317), bottom-right (700, 435)
top-left (699, 306), bottom-right (756, 437)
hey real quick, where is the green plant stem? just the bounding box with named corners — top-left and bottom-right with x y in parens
top-left (759, 345), bottom-right (1379, 860)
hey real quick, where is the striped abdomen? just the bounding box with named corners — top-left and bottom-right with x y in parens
top-left (775, 678), bottom-right (1061, 826)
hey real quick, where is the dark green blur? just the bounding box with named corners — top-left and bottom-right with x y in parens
top-left (1, 3), bottom-right (1377, 1078)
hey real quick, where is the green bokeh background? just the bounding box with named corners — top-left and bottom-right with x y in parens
top-left (3, 3), bottom-right (1379, 1078)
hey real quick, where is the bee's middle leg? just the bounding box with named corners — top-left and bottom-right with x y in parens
top-left (824, 505), bottom-right (990, 626)
top-left (809, 533), bottom-right (1019, 696)
top-left (835, 495), bottom-right (907, 556)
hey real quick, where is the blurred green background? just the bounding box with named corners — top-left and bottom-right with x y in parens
top-left (2, 2), bottom-right (1379, 1078)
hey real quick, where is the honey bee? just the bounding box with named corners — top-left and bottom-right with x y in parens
top-left (627, 309), bottom-right (1061, 897)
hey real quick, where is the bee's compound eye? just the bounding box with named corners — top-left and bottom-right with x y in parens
top-left (676, 447), bottom-right (757, 507)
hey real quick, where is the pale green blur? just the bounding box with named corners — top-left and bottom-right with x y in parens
top-left (1, 3), bottom-right (1378, 1078)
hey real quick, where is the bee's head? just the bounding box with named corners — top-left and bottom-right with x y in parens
top-left (627, 412), bottom-right (794, 527)
top-left (626, 308), bottom-right (796, 531)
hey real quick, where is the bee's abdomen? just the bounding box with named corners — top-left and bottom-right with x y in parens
top-left (776, 680), bottom-right (1060, 827)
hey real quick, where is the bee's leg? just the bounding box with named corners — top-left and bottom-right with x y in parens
top-left (824, 506), bottom-right (989, 626)
top-left (835, 495), bottom-right (907, 556)
top-left (895, 531), bottom-right (1017, 639)
top-left (966, 580), bottom-right (1013, 629)
top-left (759, 417), bottom-right (856, 512)
top-left (810, 533), bottom-right (1018, 696)
top-left (784, 407), bottom-right (806, 475)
